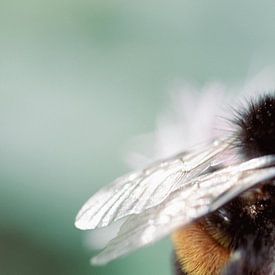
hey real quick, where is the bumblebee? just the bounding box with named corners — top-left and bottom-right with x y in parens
top-left (75, 93), bottom-right (275, 274)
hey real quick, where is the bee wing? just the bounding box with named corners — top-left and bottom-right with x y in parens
top-left (75, 138), bottom-right (232, 230)
top-left (92, 155), bottom-right (275, 265)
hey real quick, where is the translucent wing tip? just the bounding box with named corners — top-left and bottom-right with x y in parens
top-left (74, 217), bottom-right (89, 230)
top-left (74, 194), bottom-right (111, 230)
top-left (74, 207), bottom-right (95, 230)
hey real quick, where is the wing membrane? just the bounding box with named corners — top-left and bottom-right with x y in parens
top-left (92, 155), bottom-right (275, 265)
top-left (75, 138), bottom-right (232, 230)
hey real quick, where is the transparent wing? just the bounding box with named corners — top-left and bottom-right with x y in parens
top-left (75, 138), bottom-right (232, 230)
top-left (92, 155), bottom-right (275, 265)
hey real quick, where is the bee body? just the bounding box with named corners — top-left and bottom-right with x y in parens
top-left (173, 94), bottom-right (275, 274)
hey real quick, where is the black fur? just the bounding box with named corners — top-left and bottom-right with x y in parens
top-left (235, 93), bottom-right (275, 159)
top-left (206, 184), bottom-right (275, 274)
top-left (223, 240), bottom-right (275, 275)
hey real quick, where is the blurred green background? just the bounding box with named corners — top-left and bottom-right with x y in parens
top-left (1, 1), bottom-right (275, 274)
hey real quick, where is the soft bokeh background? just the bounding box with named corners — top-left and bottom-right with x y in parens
top-left (1, 1), bottom-right (275, 274)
